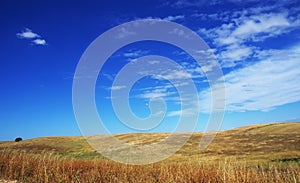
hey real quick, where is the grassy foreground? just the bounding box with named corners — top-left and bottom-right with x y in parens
top-left (0, 151), bottom-right (299, 183)
top-left (0, 122), bottom-right (299, 182)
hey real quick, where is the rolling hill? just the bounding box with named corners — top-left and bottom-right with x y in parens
top-left (0, 122), bottom-right (299, 164)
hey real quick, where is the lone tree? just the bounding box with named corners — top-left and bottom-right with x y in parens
top-left (15, 137), bottom-right (22, 142)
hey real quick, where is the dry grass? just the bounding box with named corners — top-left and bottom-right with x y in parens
top-left (0, 122), bottom-right (299, 182)
top-left (0, 150), bottom-right (299, 183)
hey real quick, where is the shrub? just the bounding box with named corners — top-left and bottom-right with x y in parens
top-left (15, 137), bottom-right (22, 142)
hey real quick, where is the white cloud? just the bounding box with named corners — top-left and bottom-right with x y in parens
top-left (160, 70), bottom-right (191, 80)
top-left (167, 108), bottom-right (197, 117)
top-left (115, 27), bottom-right (136, 39)
top-left (171, 49), bottom-right (219, 75)
top-left (198, 10), bottom-right (300, 67)
top-left (216, 36), bottom-right (238, 46)
top-left (16, 28), bottom-right (40, 39)
top-left (148, 60), bottom-right (160, 65)
top-left (140, 92), bottom-right (169, 99)
top-left (171, 0), bottom-right (221, 8)
top-left (162, 15), bottom-right (185, 21)
top-left (136, 15), bottom-right (185, 22)
top-left (232, 13), bottom-right (290, 41)
top-left (102, 73), bottom-right (114, 81)
top-left (192, 12), bottom-right (231, 21)
top-left (110, 85), bottom-right (127, 90)
top-left (152, 110), bottom-right (165, 117)
top-left (135, 60), bottom-right (205, 81)
top-left (168, 27), bottom-right (193, 39)
top-left (139, 88), bottom-right (176, 99)
top-left (17, 28), bottom-right (47, 46)
top-left (219, 45), bottom-right (255, 67)
top-left (202, 12), bottom-right (294, 47)
top-left (199, 45), bottom-right (300, 112)
top-left (123, 50), bottom-right (149, 58)
top-left (32, 39), bottom-right (47, 45)
top-left (166, 94), bottom-right (200, 117)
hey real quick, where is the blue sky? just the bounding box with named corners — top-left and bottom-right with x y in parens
top-left (1, 0), bottom-right (300, 140)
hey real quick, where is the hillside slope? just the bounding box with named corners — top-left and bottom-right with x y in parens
top-left (0, 122), bottom-right (299, 163)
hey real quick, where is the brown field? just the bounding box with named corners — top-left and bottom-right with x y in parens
top-left (0, 122), bottom-right (299, 182)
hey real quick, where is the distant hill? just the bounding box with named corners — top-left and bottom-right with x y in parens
top-left (0, 122), bottom-right (299, 163)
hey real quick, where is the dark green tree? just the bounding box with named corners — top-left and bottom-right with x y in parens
top-left (15, 137), bottom-right (22, 142)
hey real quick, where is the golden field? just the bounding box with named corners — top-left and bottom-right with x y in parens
top-left (0, 122), bottom-right (299, 182)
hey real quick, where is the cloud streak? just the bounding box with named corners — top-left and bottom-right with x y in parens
top-left (198, 7), bottom-right (300, 68)
top-left (200, 45), bottom-right (300, 113)
top-left (162, 15), bottom-right (185, 22)
top-left (136, 15), bottom-right (185, 22)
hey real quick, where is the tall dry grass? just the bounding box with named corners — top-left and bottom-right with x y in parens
top-left (0, 150), bottom-right (299, 183)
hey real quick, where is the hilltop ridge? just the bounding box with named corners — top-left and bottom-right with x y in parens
top-left (0, 122), bottom-right (299, 163)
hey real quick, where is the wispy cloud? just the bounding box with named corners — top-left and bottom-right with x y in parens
top-left (109, 85), bottom-right (127, 90)
top-left (162, 15), bottom-right (185, 22)
top-left (231, 13), bottom-right (291, 43)
top-left (218, 45), bottom-right (256, 67)
top-left (155, 70), bottom-right (192, 80)
top-left (198, 10), bottom-right (300, 68)
top-left (200, 45), bottom-right (300, 112)
top-left (167, 108), bottom-right (197, 117)
top-left (138, 88), bottom-right (176, 100)
top-left (123, 50), bottom-right (150, 58)
top-left (136, 15), bottom-right (185, 22)
top-left (115, 27), bottom-right (136, 39)
top-left (201, 12), bottom-right (295, 46)
top-left (114, 15), bottom-right (185, 39)
top-left (16, 28), bottom-right (47, 46)
top-left (171, 0), bottom-right (221, 8)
